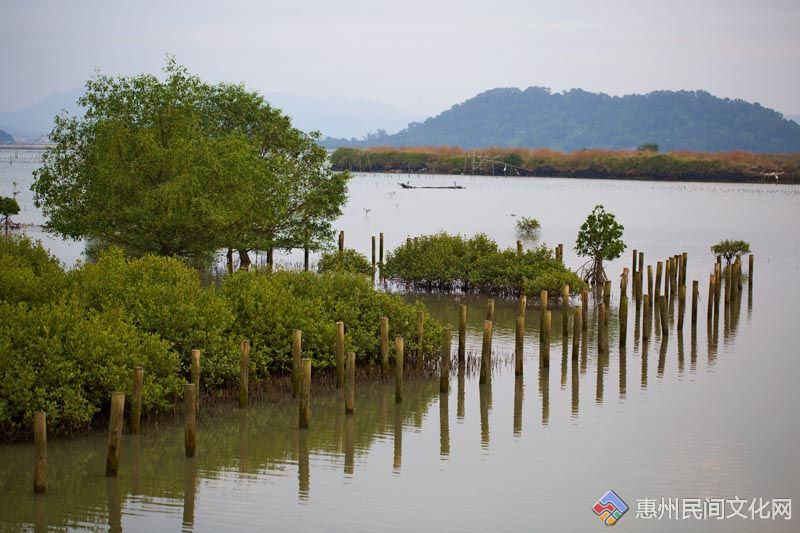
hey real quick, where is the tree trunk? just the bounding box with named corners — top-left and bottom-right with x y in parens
top-left (226, 248), bottom-right (234, 274)
top-left (238, 249), bottom-right (251, 271)
top-left (266, 248), bottom-right (274, 272)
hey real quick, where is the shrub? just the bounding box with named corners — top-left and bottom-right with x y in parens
top-left (523, 268), bottom-right (586, 297)
top-left (222, 270), bottom-right (443, 372)
top-left (0, 235), bottom-right (68, 305)
top-left (0, 301), bottom-right (181, 437)
top-left (710, 239), bottom-right (751, 264)
top-left (384, 233), bottom-right (585, 296)
top-left (68, 249), bottom-right (239, 388)
top-left (515, 217), bottom-right (541, 237)
top-left (317, 248), bottom-right (374, 276)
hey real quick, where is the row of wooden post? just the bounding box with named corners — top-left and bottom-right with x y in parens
top-left (30, 252), bottom-right (755, 493)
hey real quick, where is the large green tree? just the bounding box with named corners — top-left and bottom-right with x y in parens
top-left (33, 59), bottom-right (348, 265)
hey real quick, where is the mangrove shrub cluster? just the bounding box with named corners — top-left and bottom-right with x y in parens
top-left (382, 233), bottom-right (584, 296)
top-left (0, 236), bottom-right (442, 439)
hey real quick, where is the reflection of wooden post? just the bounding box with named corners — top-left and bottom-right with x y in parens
top-left (191, 349), bottom-right (200, 413)
top-left (486, 299), bottom-right (495, 321)
top-left (561, 285), bottom-right (570, 336)
top-left (458, 304), bottom-right (467, 363)
top-left (619, 297), bottom-right (628, 347)
top-left (292, 330), bottom-right (302, 397)
top-left (239, 340), bottom-right (250, 408)
top-left (598, 304), bottom-right (606, 354)
top-left (106, 392), bottom-right (125, 476)
top-left (541, 311), bottom-right (551, 367)
top-left (480, 320), bottom-right (493, 384)
top-left (33, 412), bottom-right (47, 494)
top-left (131, 367), bottom-right (143, 434)
top-left (440, 325), bottom-right (451, 393)
top-left (299, 359), bottom-right (311, 428)
top-left (395, 337), bottom-right (404, 403)
top-left (515, 314), bottom-right (525, 376)
top-left (335, 322), bottom-right (345, 388)
top-left (581, 288), bottom-right (588, 329)
top-left (184, 384), bottom-right (197, 458)
top-left (572, 308), bottom-right (581, 360)
top-left (345, 352), bottom-right (355, 413)
top-left (380, 317), bottom-right (389, 375)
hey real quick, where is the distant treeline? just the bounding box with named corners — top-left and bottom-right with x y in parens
top-left (330, 147), bottom-right (800, 183)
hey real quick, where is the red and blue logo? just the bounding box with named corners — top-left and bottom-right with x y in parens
top-left (593, 490), bottom-right (629, 526)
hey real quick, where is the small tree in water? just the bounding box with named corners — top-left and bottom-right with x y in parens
top-left (711, 239), bottom-right (750, 265)
top-left (574, 205), bottom-right (625, 286)
top-left (0, 196), bottom-right (20, 238)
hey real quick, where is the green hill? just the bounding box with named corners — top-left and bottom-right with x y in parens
top-left (325, 88), bottom-right (800, 153)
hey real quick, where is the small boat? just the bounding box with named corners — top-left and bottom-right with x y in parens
top-left (399, 181), bottom-right (464, 190)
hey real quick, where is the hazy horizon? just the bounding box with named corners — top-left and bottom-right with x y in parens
top-left (2, 0), bottom-right (799, 117)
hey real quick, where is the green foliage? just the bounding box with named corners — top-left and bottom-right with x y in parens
top-left (637, 143), bottom-right (659, 152)
top-left (0, 235), bottom-right (67, 305)
top-left (0, 301), bottom-right (181, 437)
top-left (32, 58), bottom-right (348, 261)
top-left (515, 216), bottom-right (541, 237)
top-left (575, 205), bottom-right (625, 261)
top-left (221, 271), bottom-right (442, 373)
top-left (0, 196), bottom-right (19, 217)
top-left (68, 249), bottom-right (239, 388)
top-left (384, 233), bottom-right (584, 296)
top-left (522, 269), bottom-right (585, 297)
top-left (317, 248), bottom-right (374, 276)
top-left (711, 239), bottom-right (751, 264)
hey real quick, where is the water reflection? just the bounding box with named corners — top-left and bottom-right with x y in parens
top-left (182, 458), bottom-right (198, 529)
top-left (439, 393), bottom-right (450, 458)
top-left (539, 366), bottom-right (550, 426)
top-left (298, 429), bottom-right (310, 500)
top-left (513, 376), bottom-right (523, 436)
top-left (479, 382), bottom-right (491, 448)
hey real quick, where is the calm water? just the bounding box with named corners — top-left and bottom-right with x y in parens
top-left (2, 157), bottom-right (800, 531)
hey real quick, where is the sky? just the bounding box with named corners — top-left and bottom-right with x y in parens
top-left (1, 0), bottom-right (799, 117)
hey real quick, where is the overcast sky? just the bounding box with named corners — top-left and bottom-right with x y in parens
top-left (2, 0), bottom-right (798, 116)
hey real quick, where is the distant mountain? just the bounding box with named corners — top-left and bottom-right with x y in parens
top-left (789, 114), bottom-right (800, 125)
top-left (265, 93), bottom-right (424, 139)
top-left (0, 88), bottom-right (84, 140)
top-left (326, 87), bottom-right (800, 153)
top-left (0, 87), bottom-right (422, 141)
top-left (0, 129), bottom-right (13, 144)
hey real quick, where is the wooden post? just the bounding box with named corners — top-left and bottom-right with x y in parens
top-left (621, 268), bottom-right (628, 299)
top-left (691, 280), bottom-right (699, 327)
top-left (33, 412), bottom-right (47, 494)
top-left (632, 249), bottom-right (638, 275)
top-left (660, 297), bottom-right (669, 336)
top-left (440, 325), bottom-right (452, 393)
top-left (581, 287), bottom-right (588, 329)
top-left (380, 317), bottom-right (390, 375)
top-left (184, 384), bottom-right (197, 458)
top-left (517, 240), bottom-right (523, 254)
top-left (561, 284), bottom-right (570, 337)
top-left (572, 308), bottom-right (581, 360)
top-left (748, 254), bottom-right (754, 288)
top-left (131, 367), bottom-right (143, 434)
top-left (299, 358), bottom-right (311, 428)
top-left (515, 314), bottom-right (525, 376)
top-left (191, 349), bottom-right (200, 413)
top-left (655, 261), bottom-right (663, 302)
top-left (486, 299), bottom-right (495, 321)
top-left (371, 236), bottom-right (376, 268)
top-left (239, 340), bottom-right (250, 408)
top-left (303, 247), bottom-right (309, 271)
top-left (647, 265), bottom-right (654, 305)
top-left (541, 311), bottom-right (551, 368)
top-left (338, 230), bottom-right (344, 252)
top-left (106, 391), bottom-right (125, 476)
top-left (540, 290), bottom-right (548, 334)
top-left (479, 320), bottom-right (493, 384)
top-left (603, 280), bottom-right (611, 307)
top-left (707, 274), bottom-right (715, 322)
top-left (518, 293), bottom-right (527, 317)
top-left (395, 337), bottom-right (404, 403)
top-left (345, 352), bottom-right (355, 413)
top-left (619, 296), bottom-right (628, 347)
top-left (681, 252), bottom-right (688, 286)
top-left (458, 304), bottom-right (467, 363)
top-left (678, 285), bottom-right (686, 329)
top-left (292, 330), bottom-right (302, 397)
top-left (335, 321), bottom-right (345, 388)
top-left (379, 232), bottom-right (384, 265)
